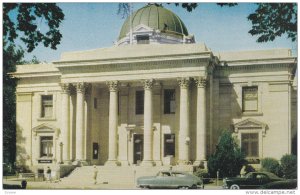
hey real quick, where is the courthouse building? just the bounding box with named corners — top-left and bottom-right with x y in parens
top-left (12, 4), bottom-right (297, 173)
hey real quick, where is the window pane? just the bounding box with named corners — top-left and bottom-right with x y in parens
top-left (41, 95), bottom-right (53, 118)
top-left (164, 134), bottom-right (175, 156)
top-left (136, 91), bottom-right (144, 115)
top-left (241, 133), bottom-right (258, 157)
top-left (243, 87), bottom-right (258, 112)
top-left (137, 35), bottom-right (149, 44)
top-left (40, 136), bottom-right (53, 158)
top-left (164, 89), bottom-right (175, 114)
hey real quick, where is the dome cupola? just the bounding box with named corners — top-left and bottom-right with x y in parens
top-left (116, 4), bottom-right (195, 45)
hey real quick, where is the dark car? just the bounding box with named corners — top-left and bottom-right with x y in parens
top-left (259, 179), bottom-right (297, 189)
top-left (223, 172), bottom-right (283, 189)
top-left (137, 171), bottom-right (204, 189)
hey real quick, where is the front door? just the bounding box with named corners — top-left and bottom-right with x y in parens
top-left (133, 134), bottom-right (143, 165)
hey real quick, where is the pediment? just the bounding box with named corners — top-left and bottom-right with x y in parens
top-left (234, 118), bottom-right (267, 130)
top-left (133, 24), bottom-right (153, 33)
top-left (32, 123), bottom-right (60, 136)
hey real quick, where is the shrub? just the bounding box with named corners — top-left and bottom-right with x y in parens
top-left (194, 168), bottom-right (211, 184)
top-left (208, 130), bottom-right (246, 178)
top-left (280, 154), bottom-right (297, 179)
top-left (261, 158), bottom-right (283, 177)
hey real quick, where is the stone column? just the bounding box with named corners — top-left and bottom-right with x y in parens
top-left (141, 79), bottom-right (155, 166)
top-left (61, 83), bottom-right (70, 164)
top-left (178, 78), bottom-right (190, 165)
top-left (105, 81), bottom-right (119, 166)
top-left (75, 82), bottom-right (85, 162)
top-left (194, 77), bottom-right (207, 166)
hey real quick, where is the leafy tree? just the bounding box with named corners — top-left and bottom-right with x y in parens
top-left (3, 3), bottom-right (64, 52)
top-left (207, 130), bottom-right (246, 178)
top-left (118, 3), bottom-right (297, 43)
top-left (3, 42), bottom-right (24, 165)
top-left (3, 3), bottom-right (64, 167)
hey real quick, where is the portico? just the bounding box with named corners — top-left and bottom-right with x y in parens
top-left (57, 68), bottom-right (210, 166)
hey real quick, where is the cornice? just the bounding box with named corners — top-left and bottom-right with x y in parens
top-left (55, 58), bottom-right (211, 74)
top-left (216, 63), bottom-right (295, 73)
top-left (53, 53), bottom-right (211, 67)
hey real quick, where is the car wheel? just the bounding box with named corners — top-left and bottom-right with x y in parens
top-left (230, 184), bottom-right (240, 189)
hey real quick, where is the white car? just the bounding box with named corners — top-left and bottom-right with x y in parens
top-left (137, 171), bottom-right (204, 189)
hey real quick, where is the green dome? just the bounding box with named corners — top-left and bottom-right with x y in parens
top-left (118, 4), bottom-right (189, 40)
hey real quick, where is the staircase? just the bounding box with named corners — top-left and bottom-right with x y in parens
top-left (60, 165), bottom-right (193, 189)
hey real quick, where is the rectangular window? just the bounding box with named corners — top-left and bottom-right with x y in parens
top-left (164, 134), bottom-right (175, 157)
top-left (41, 95), bottom-right (53, 118)
top-left (40, 136), bottom-right (53, 158)
top-left (136, 90), bottom-right (144, 115)
top-left (93, 143), bottom-right (99, 159)
top-left (94, 98), bottom-right (97, 109)
top-left (241, 133), bottom-right (259, 157)
top-left (164, 89), bottom-right (176, 114)
top-left (137, 35), bottom-right (149, 44)
top-left (242, 86), bottom-right (258, 112)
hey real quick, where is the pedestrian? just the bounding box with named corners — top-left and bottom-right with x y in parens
top-left (93, 165), bottom-right (98, 184)
top-left (240, 165), bottom-right (246, 177)
top-left (46, 167), bottom-right (52, 182)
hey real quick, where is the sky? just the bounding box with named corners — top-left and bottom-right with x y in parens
top-left (11, 2), bottom-right (298, 62)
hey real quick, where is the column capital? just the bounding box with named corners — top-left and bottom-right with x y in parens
top-left (195, 77), bottom-right (207, 88)
top-left (75, 82), bottom-right (86, 93)
top-left (106, 81), bottom-right (119, 92)
top-left (178, 77), bottom-right (191, 89)
top-left (143, 79), bottom-right (154, 90)
top-left (61, 83), bottom-right (70, 94)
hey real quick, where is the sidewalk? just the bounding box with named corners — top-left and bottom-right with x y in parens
top-left (24, 180), bottom-right (223, 190)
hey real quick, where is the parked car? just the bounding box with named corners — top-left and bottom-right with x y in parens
top-left (137, 171), bottom-right (204, 189)
top-left (223, 172), bottom-right (283, 189)
top-left (259, 179), bottom-right (297, 189)
top-left (3, 180), bottom-right (27, 189)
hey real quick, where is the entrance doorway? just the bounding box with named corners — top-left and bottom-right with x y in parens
top-left (133, 134), bottom-right (143, 165)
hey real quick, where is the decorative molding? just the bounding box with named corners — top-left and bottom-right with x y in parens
top-left (106, 81), bottom-right (119, 92)
top-left (178, 77), bottom-right (191, 89)
top-left (143, 79), bottom-right (154, 90)
top-left (233, 118), bottom-right (267, 136)
top-left (61, 83), bottom-right (70, 94)
top-left (56, 57), bottom-right (210, 74)
top-left (75, 82), bottom-right (86, 93)
top-left (32, 123), bottom-right (60, 138)
top-left (195, 77), bottom-right (207, 88)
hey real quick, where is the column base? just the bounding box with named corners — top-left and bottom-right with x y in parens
top-left (154, 160), bottom-right (163, 166)
top-left (177, 160), bottom-right (191, 165)
top-left (193, 160), bottom-right (207, 169)
top-left (63, 160), bottom-right (72, 165)
top-left (72, 160), bottom-right (89, 166)
top-left (140, 160), bottom-right (155, 167)
top-left (104, 160), bottom-right (119, 166)
top-left (119, 160), bottom-right (130, 166)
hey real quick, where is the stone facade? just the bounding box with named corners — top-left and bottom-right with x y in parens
top-left (13, 44), bottom-right (297, 172)
top-left (11, 4), bottom-right (297, 173)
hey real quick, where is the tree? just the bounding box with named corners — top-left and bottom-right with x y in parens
top-left (3, 3), bottom-right (64, 52)
top-left (3, 3), bottom-right (64, 167)
top-left (118, 3), bottom-right (297, 43)
top-left (207, 130), bottom-right (246, 178)
top-left (3, 42), bottom-right (24, 165)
